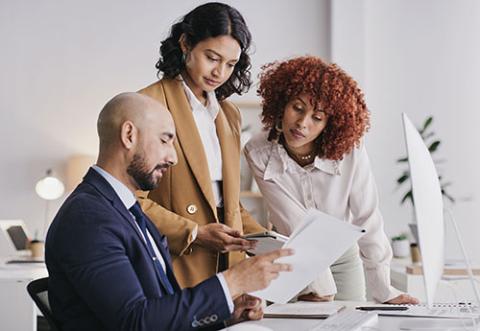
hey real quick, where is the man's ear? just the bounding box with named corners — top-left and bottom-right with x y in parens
top-left (120, 120), bottom-right (137, 150)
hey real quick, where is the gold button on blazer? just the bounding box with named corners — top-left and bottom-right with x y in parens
top-left (137, 78), bottom-right (265, 288)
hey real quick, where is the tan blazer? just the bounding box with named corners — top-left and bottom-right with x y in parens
top-left (137, 78), bottom-right (265, 288)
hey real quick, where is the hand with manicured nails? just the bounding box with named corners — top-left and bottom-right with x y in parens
top-left (385, 293), bottom-right (419, 304)
top-left (196, 223), bottom-right (257, 252)
top-left (223, 248), bottom-right (294, 298)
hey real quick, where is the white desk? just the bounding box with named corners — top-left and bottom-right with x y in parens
top-left (221, 301), bottom-right (480, 330)
top-left (0, 260), bottom-right (48, 331)
top-left (391, 257), bottom-right (480, 302)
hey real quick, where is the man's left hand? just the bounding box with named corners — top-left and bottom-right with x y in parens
top-left (227, 294), bottom-right (263, 325)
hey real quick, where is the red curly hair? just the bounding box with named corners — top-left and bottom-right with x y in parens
top-left (258, 56), bottom-right (370, 161)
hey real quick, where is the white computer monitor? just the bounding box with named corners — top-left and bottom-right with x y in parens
top-left (0, 220), bottom-right (31, 257)
top-left (402, 113), bottom-right (445, 307)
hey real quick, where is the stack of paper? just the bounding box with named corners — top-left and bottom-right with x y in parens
top-left (264, 301), bottom-right (345, 319)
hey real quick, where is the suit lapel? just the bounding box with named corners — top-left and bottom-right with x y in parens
top-left (84, 169), bottom-right (137, 230)
top-left (84, 168), bottom-right (178, 293)
top-left (162, 79), bottom-right (217, 216)
top-left (216, 107), bottom-right (240, 219)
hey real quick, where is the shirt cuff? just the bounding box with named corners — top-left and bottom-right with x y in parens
top-left (191, 225), bottom-right (198, 241)
top-left (365, 264), bottom-right (402, 302)
top-left (216, 273), bottom-right (234, 313)
top-left (305, 268), bottom-right (337, 296)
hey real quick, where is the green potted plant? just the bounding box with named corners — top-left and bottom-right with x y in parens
top-left (396, 115), bottom-right (455, 243)
top-left (391, 233), bottom-right (410, 258)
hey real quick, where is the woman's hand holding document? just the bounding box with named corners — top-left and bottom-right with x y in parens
top-left (250, 209), bottom-right (366, 303)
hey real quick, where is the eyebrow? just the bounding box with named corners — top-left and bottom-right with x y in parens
top-left (205, 49), bottom-right (239, 63)
top-left (294, 97), bottom-right (308, 106)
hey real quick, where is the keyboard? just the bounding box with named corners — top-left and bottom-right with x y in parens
top-left (379, 303), bottom-right (480, 319)
top-left (310, 310), bottom-right (378, 331)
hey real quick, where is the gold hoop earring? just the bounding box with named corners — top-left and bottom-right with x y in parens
top-left (275, 119), bottom-right (282, 133)
top-left (272, 119), bottom-right (283, 143)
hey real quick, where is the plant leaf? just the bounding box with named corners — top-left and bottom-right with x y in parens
top-left (396, 115), bottom-right (457, 205)
top-left (428, 140), bottom-right (441, 152)
top-left (401, 191), bottom-right (413, 205)
top-left (397, 173), bottom-right (409, 184)
top-left (441, 190), bottom-right (455, 203)
top-left (419, 116), bottom-right (433, 135)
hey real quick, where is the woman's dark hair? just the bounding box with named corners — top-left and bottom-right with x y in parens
top-left (156, 2), bottom-right (252, 100)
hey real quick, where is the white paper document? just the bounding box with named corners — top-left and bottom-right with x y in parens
top-left (251, 209), bottom-right (365, 303)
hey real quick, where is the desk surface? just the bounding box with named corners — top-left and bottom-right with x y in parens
top-left (221, 301), bottom-right (479, 331)
top-left (0, 259), bottom-right (48, 331)
top-left (0, 258), bottom-right (47, 280)
top-left (1, 263), bottom-right (476, 331)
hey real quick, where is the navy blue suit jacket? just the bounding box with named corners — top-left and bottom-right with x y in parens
top-left (45, 168), bottom-right (230, 331)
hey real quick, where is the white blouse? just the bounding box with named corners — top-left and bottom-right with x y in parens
top-left (244, 131), bottom-right (402, 302)
top-left (181, 79), bottom-right (223, 207)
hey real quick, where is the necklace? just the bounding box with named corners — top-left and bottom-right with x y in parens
top-left (297, 152), bottom-right (315, 161)
top-left (284, 144), bottom-right (316, 164)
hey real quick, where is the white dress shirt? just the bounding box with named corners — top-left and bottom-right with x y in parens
top-left (181, 79), bottom-right (223, 207)
top-left (244, 132), bottom-right (402, 303)
top-left (92, 165), bottom-right (234, 311)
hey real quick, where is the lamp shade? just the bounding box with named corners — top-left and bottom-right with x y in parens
top-left (35, 169), bottom-right (65, 200)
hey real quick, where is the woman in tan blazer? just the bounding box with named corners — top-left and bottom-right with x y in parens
top-left (137, 2), bottom-right (265, 288)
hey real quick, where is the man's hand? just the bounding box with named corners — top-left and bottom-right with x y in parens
top-left (385, 293), bottom-right (419, 304)
top-left (223, 248), bottom-right (294, 298)
top-left (226, 294), bottom-right (263, 326)
top-left (196, 223), bottom-right (256, 252)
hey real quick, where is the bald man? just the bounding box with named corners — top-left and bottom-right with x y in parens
top-left (45, 93), bottom-right (293, 331)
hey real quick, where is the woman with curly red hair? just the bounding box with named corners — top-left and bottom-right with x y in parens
top-left (245, 56), bottom-right (418, 304)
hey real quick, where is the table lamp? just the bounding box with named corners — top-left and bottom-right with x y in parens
top-left (35, 169), bottom-right (65, 240)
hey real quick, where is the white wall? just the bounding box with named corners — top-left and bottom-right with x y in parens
top-left (0, 0), bottom-right (330, 238)
top-left (333, 0), bottom-right (480, 262)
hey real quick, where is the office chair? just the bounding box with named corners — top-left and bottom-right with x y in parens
top-left (27, 277), bottom-right (61, 331)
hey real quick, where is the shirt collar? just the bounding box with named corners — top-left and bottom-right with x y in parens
top-left (263, 142), bottom-right (341, 180)
top-left (92, 165), bottom-right (137, 210)
top-left (313, 157), bottom-right (341, 176)
top-left (180, 76), bottom-right (220, 120)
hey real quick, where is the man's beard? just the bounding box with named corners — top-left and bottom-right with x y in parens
top-left (127, 153), bottom-right (165, 191)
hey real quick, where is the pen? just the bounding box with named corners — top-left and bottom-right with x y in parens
top-left (356, 306), bottom-right (409, 311)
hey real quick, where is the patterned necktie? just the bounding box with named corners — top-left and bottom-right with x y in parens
top-left (129, 202), bottom-right (174, 295)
